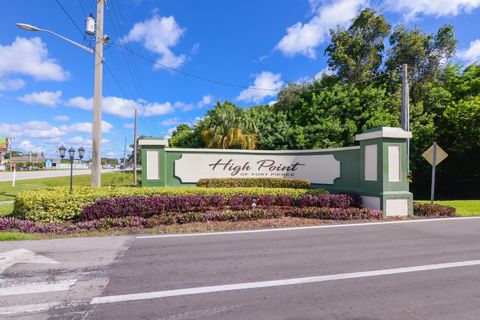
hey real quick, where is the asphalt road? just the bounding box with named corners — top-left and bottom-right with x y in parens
top-left (0, 169), bottom-right (118, 182)
top-left (1, 217), bottom-right (480, 319)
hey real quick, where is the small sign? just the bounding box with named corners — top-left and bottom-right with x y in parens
top-left (45, 159), bottom-right (53, 169)
top-left (422, 144), bottom-right (448, 166)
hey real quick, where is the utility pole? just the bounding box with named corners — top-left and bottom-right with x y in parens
top-left (133, 108), bottom-right (138, 186)
top-left (401, 64), bottom-right (410, 174)
top-left (91, 0), bottom-right (104, 187)
top-left (8, 137), bottom-right (14, 171)
top-left (123, 138), bottom-right (127, 167)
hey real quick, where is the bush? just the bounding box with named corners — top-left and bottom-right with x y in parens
top-left (413, 203), bottom-right (456, 217)
top-left (197, 178), bottom-right (311, 189)
top-left (14, 186), bottom-right (313, 223)
top-left (287, 207), bottom-right (384, 220)
top-left (0, 207), bottom-right (384, 234)
top-left (297, 194), bottom-right (359, 209)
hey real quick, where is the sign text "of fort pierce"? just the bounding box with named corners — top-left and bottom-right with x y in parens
top-left (174, 153), bottom-right (341, 184)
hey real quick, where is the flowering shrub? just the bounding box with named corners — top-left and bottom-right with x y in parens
top-left (297, 193), bottom-right (360, 209)
top-left (14, 186), bottom-right (312, 222)
top-left (413, 203), bottom-right (456, 217)
top-left (1, 206), bottom-right (384, 235)
top-left (287, 207), bottom-right (384, 220)
top-left (197, 178), bottom-right (311, 189)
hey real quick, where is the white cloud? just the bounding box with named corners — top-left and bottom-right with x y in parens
top-left (0, 78), bottom-right (25, 91)
top-left (237, 71), bottom-right (284, 103)
top-left (385, 0), bottom-right (480, 19)
top-left (18, 140), bottom-right (44, 153)
top-left (53, 115), bottom-right (70, 122)
top-left (160, 117), bottom-right (180, 126)
top-left (142, 102), bottom-right (175, 116)
top-left (0, 121), bottom-right (65, 139)
top-left (18, 90), bottom-right (62, 107)
top-left (197, 94), bottom-right (214, 108)
top-left (275, 0), bottom-right (367, 58)
top-left (122, 14), bottom-right (186, 69)
top-left (0, 37), bottom-right (68, 90)
top-left (60, 121), bottom-right (113, 134)
top-left (457, 39), bottom-right (480, 63)
top-left (124, 123), bottom-right (134, 129)
top-left (66, 96), bottom-right (177, 118)
top-left (315, 66), bottom-right (334, 80)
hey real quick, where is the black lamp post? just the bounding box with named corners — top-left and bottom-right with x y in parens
top-left (59, 146), bottom-right (85, 193)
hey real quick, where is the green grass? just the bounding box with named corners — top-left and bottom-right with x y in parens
top-left (417, 200), bottom-right (480, 216)
top-left (0, 232), bottom-right (39, 241)
top-left (0, 202), bottom-right (13, 217)
top-left (0, 171), bottom-right (134, 201)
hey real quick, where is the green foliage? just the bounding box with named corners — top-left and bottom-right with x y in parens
top-left (169, 124), bottom-right (204, 148)
top-left (196, 178), bottom-right (312, 189)
top-left (326, 8), bottom-right (391, 83)
top-left (14, 186), bottom-right (314, 222)
top-left (200, 101), bottom-right (258, 149)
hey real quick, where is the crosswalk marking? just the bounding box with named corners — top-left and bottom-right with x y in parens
top-left (0, 279), bottom-right (77, 296)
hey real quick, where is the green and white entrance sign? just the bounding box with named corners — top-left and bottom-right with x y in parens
top-left (140, 127), bottom-right (413, 216)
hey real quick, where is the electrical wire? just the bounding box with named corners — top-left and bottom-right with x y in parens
top-left (54, 0), bottom-right (85, 38)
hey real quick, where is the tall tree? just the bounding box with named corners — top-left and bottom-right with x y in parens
top-left (386, 25), bottom-right (457, 101)
top-left (325, 8), bottom-right (391, 83)
top-left (201, 101), bottom-right (258, 149)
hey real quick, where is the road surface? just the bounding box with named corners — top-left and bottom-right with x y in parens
top-left (1, 217), bottom-right (480, 319)
top-left (0, 169), bottom-right (118, 182)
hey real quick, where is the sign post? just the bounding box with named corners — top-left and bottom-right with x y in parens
top-left (422, 143), bottom-right (448, 204)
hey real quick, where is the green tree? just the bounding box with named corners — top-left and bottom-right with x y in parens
top-left (325, 8), bottom-right (391, 83)
top-left (201, 101), bottom-right (258, 149)
top-left (386, 25), bottom-right (457, 101)
top-left (169, 124), bottom-right (203, 148)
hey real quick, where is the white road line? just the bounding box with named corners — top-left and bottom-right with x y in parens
top-left (0, 279), bottom-right (77, 296)
top-left (136, 216), bottom-right (480, 239)
top-left (0, 302), bottom-right (61, 316)
top-left (91, 259), bottom-right (480, 305)
top-left (0, 248), bottom-right (59, 274)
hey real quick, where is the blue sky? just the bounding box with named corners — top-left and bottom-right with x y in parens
top-left (1, 0), bottom-right (479, 159)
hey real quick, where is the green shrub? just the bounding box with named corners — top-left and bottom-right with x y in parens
top-left (413, 203), bottom-right (456, 217)
top-left (197, 178), bottom-right (310, 189)
top-left (14, 186), bottom-right (317, 223)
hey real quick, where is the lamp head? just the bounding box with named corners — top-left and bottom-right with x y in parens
top-left (68, 147), bottom-right (75, 160)
top-left (58, 145), bottom-right (66, 159)
top-left (16, 23), bottom-right (40, 31)
top-left (78, 146), bottom-right (85, 159)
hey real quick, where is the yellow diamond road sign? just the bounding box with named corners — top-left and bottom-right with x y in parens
top-left (422, 144), bottom-right (448, 166)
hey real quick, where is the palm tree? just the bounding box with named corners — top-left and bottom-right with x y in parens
top-left (201, 101), bottom-right (258, 149)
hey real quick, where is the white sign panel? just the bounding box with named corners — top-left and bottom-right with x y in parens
top-left (175, 153), bottom-right (340, 184)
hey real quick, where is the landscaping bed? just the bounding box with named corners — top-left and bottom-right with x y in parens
top-left (0, 184), bottom-right (462, 239)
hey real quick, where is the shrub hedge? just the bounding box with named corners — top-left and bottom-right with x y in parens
top-left (81, 193), bottom-right (359, 221)
top-left (197, 178), bottom-right (310, 189)
top-left (14, 186), bottom-right (326, 223)
top-left (413, 203), bottom-right (456, 217)
top-left (1, 206), bottom-right (384, 234)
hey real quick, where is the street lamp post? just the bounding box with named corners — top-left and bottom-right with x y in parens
top-left (17, 1), bottom-right (105, 188)
top-left (59, 146), bottom-right (85, 193)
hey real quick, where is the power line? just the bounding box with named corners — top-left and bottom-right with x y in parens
top-left (114, 42), bottom-right (279, 92)
top-left (54, 0), bottom-right (85, 38)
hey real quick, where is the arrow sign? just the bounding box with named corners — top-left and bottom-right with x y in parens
top-left (0, 249), bottom-right (59, 274)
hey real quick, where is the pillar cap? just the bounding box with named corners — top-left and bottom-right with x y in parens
top-left (355, 127), bottom-right (412, 141)
top-left (138, 138), bottom-right (169, 146)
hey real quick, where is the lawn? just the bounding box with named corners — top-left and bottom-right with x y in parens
top-left (417, 200), bottom-right (480, 216)
top-left (0, 171), bottom-right (134, 201)
top-left (0, 202), bottom-right (13, 217)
